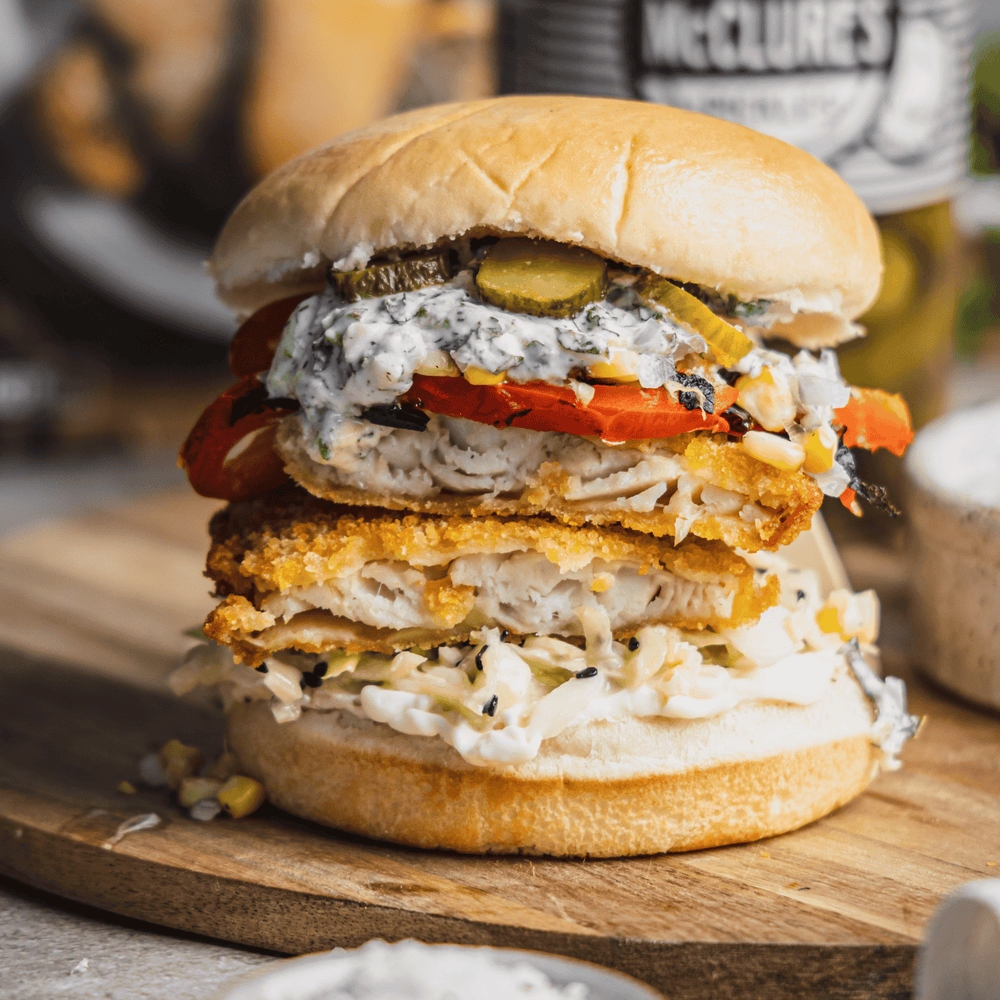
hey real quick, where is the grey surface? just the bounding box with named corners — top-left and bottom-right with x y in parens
top-left (0, 878), bottom-right (277, 1000)
top-left (0, 449), bottom-right (186, 535)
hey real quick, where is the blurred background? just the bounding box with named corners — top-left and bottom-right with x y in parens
top-left (0, 0), bottom-right (998, 536)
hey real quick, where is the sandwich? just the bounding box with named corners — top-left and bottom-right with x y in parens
top-left (175, 95), bottom-right (920, 856)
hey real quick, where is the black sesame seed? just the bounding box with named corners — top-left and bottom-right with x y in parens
top-left (483, 694), bottom-right (498, 717)
top-left (796, 590), bottom-right (806, 602)
top-left (255, 664), bottom-right (269, 673)
top-left (475, 649), bottom-right (485, 671)
top-left (627, 637), bottom-right (640, 652)
top-left (302, 673), bottom-right (323, 688)
top-left (576, 666), bottom-right (599, 679)
top-left (313, 662), bottom-right (329, 678)
top-left (499, 630), bottom-right (510, 642)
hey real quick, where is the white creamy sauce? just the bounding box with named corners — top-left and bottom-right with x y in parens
top-left (267, 271), bottom-right (859, 496)
top-left (266, 272), bottom-right (708, 463)
top-left (176, 555), bottom-right (883, 767)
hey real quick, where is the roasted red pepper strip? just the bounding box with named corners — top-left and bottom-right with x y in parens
top-left (834, 388), bottom-right (913, 457)
top-left (402, 375), bottom-right (737, 442)
top-left (179, 376), bottom-right (295, 502)
top-left (839, 486), bottom-right (862, 515)
top-left (229, 294), bottom-right (310, 377)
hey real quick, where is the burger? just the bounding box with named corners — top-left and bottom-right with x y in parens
top-left (174, 95), bottom-right (920, 856)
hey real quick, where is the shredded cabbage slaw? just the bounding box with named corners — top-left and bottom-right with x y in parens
top-left (174, 554), bottom-right (882, 767)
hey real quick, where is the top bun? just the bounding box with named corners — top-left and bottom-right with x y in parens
top-left (210, 95), bottom-right (881, 332)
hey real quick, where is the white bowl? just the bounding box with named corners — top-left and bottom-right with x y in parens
top-left (917, 879), bottom-right (1000, 999)
top-left (905, 401), bottom-right (1000, 710)
top-left (214, 940), bottom-right (664, 1000)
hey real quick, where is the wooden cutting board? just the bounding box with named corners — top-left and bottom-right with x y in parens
top-left (0, 492), bottom-right (997, 1000)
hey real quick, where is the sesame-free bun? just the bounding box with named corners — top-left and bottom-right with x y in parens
top-left (208, 96), bottom-right (881, 335)
top-left (226, 670), bottom-right (878, 857)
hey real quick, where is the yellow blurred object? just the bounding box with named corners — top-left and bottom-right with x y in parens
top-left (839, 203), bottom-right (960, 429)
top-left (91, 0), bottom-right (231, 154)
top-left (218, 775), bottom-right (267, 818)
top-left (246, 0), bottom-right (429, 177)
top-left (34, 42), bottom-right (144, 196)
top-left (117, 780), bottom-right (136, 795)
top-left (157, 739), bottom-right (205, 790)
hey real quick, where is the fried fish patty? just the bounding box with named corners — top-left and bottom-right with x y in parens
top-left (276, 420), bottom-right (822, 552)
top-left (204, 488), bottom-right (778, 666)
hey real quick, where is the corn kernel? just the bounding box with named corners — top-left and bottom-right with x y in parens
top-left (263, 660), bottom-right (304, 704)
top-left (742, 430), bottom-right (805, 471)
top-left (178, 776), bottom-right (223, 808)
top-left (464, 366), bottom-right (506, 385)
top-left (157, 739), bottom-right (205, 790)
top-left (816, 606), bottom-right (841, 634)
top-left (590, 572), bottom-right (615, 593)
top-left (217, 775), bottom-right (266, 818)
top-left (825, 588), bottom-right (880, 644)
top-left (414, 350), bottom-right (459, 377)
top-left (736, 369), bottom-right (795, 432)
top-left (588, 351), bottom-right (639, 382)
top-left (802, 426), bottom-right (837, 474)
top-left (117, 780), bottom-right (136, 795)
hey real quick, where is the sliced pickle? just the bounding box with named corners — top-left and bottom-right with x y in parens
top-left (332, 250), bottom-right (452, 301)
top-left (475, 238), bottom-right (607, 318)
top-left (638, 275), bottom-right (754, 367)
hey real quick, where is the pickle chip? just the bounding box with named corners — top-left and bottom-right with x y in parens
top-left (332, 250), bottom-right (452, 301)
top-left (638, 275), bottom-right (754, 367)
top-left (475, 238), bottom-right (607, 318)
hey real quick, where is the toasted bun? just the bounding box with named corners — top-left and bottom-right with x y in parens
top-left (226, 673), bottom-right (879, 857)
top-left (209, 96), bottom-right (881, 333)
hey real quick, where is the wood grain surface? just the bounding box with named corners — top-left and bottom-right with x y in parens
top-left (0, 492), bottom-right (998, 1000)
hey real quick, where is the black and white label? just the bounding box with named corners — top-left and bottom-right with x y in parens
top-left (499, 0), bottom-right (972, 212)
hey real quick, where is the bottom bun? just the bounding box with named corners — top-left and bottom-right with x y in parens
top-left (226, 674), bottom-right (879, 857)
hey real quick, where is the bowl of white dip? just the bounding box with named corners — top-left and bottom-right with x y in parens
top-left (216, 939), bottom-right (665, 1000)
top-left (905, 400), bottom-right (1000, 710)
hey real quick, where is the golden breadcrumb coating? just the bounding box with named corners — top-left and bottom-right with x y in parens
top-left (204, 488), bottom-right (778, 665)
top-left (279, 432), bottom-right (822, 551)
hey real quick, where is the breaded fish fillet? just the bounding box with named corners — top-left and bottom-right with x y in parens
top-left (276, 418), bottom-right (822, 552)
top-left (204, 489), bottom-right (778, 666)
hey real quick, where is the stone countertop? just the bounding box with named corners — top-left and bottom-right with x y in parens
top-left (1, 876), bottom-right (277, 1000)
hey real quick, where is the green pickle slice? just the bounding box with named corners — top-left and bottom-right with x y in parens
top-left (333, 250), bottom-right (453, 301)
top-left (475, 238), bottom-right (607, 317)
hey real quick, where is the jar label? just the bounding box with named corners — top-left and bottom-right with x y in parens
top-left (499, 0), bottom-right (972, 213)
